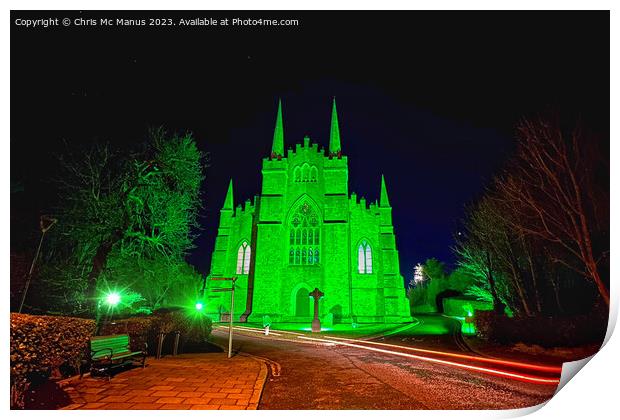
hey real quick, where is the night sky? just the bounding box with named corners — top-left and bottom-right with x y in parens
top-left (11, 11), bottom-right (609, 281)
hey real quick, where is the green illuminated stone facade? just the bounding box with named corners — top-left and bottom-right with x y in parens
top-left (206, 100), bottom-right (410, 324)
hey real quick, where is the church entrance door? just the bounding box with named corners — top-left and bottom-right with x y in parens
top-left (295, 287), bottom-right (310, 317)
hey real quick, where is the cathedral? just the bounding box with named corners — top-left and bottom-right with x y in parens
top-left (205, 100), bottom-right (411, 324)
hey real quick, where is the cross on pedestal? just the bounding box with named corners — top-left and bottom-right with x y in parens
top-left (309, 287), bottom-right (324, 333)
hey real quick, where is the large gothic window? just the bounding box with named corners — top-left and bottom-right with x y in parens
top-left (236, 240), bottom-right (251, 274)
top-left (289, 202), bottom-right (320, 265)
top-left (358, 240), bottom-right (372, 274)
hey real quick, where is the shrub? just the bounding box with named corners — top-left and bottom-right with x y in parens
top-left (100, 308), bottom-right (212, 355)
top-left (474, 309), bottom-right (607, 348)
top-left (472, 309), bottom-right (496, 340)
top-left (10, 313), bottom-right (96, 408)
top-left (180, 312), bottom-right (213, 347)
top-left (100, 316), bottom-right (157, 352)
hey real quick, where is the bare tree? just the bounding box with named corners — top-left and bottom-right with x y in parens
top-left (456, 197), bottom-right (532, 316)
top-left (493, 116), bottom-right (609, 306)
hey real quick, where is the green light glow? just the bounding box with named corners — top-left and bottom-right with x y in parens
top-left (105, 292), bottom-right (121, 306)
top-left (461, 321), bottom-right (476, 335)
top-left (301, 326), bottom-right (333, 332)
top-left (195, 302), bottom-right (204, 311)
top-left (204, 100), bottom-right (411, 325)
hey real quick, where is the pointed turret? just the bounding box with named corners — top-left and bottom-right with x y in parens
top-left (223, 179), bottom-right (234, 210)
top-left (329, 98), bottom-right (341, 155)
top-left (380, 175), bottom-right (391, 207)
top-left (271, 99), bottom-right (284, 157)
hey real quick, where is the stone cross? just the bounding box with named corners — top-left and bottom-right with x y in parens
top-left (309, 287), bottom-right (324, 332)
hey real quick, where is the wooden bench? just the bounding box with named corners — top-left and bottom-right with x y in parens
top-left (87, 334), bottom-right (147, 377)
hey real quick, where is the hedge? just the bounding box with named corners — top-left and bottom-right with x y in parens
top-left (474, 309), bottom-right (607, 348)
top-left (10, 313), bottom-right (96, 408)
top-left (100, 308), bottom-right (213, 355)
top-left (10, 309), bottom-right (212, 408)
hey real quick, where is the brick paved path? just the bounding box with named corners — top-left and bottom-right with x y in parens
top-left (60, 353), bottom-right (267, 410)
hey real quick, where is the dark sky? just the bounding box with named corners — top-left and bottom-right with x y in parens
top-left (11, 11), bottom-right (609, 281)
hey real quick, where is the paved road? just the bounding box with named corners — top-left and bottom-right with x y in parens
top-left (210, 324), bottom-right (558, 410)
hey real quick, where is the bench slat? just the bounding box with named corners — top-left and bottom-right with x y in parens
top-left (90, 334), bottom-right (133, 357)
top-left (88, 334), bottom-right (145, 374)
top-left (110, 351), bottom-right (144, 360)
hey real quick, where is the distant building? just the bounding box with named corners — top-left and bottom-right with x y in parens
top-left (205, 100), bottom-right (410, 324)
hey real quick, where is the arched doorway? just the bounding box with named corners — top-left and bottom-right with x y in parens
top-left (295, 287), bottom-right (310, 317)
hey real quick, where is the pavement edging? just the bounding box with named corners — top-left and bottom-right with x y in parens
top-left (247, 355), bottom-right (268, 409)
top-left (209, 340), bottom-right (270, 410)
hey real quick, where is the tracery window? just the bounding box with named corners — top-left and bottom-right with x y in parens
top-left (293, 164), bottom-right (318, 183)
top-left (289, 202), bottom-right (320, 265)
top-left (358, 240), bottom-right (372, 274)
top-left (301, 163), bottom-right (310, 182)
top-left (236, 240), bottom-right (251, 274)
top-left (310, 166), bottom-right (318, 182)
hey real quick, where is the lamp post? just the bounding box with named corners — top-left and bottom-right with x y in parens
top-left (18, 215), bottom-right (57, 313)
top-left (210, 277), bottom-right (237, 358)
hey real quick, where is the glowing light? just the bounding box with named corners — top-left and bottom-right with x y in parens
top-left (301, 327), bottom-right (332, 332)
top-left (206, 101), bottom-right (411, 323)
top-left (105, 292), bottom-right (121, 306)
top-left (462, 321), bottom-right (476, 335)
top-left (215, 325), bottom-right (283, 336)
top-left (302, 336), bottom-right (560, 385)
top-left (195, 302), bottom-right (204, 311)
top-left (213, 325), bottom-right (560, 385)
top-left (323, 335), bottom-right (562, 373)
top-left (413, 263), bottom-right (425, 285)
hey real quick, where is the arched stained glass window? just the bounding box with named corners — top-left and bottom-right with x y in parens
top-left (289, 201), bottom-right (320, 265)
top-left (310, 166), bottom-right (318, 182)
top-left (236, 241), bottom-right (251, 274)
top-left (358, 240), bottom-right (372, 274)
top-left (358, 244), bottom-right (365, 273)
top-left (293, 164), bottom-right (318, 183)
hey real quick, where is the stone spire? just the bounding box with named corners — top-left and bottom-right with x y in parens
top-left (271, 99), bottom-right (284, 157)
top-left (329, 98), bottom-right (341, 155)
top-left (223, 179), bottom-right (234, 210)
top-left (380, 175), bottom-right (391, 208)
